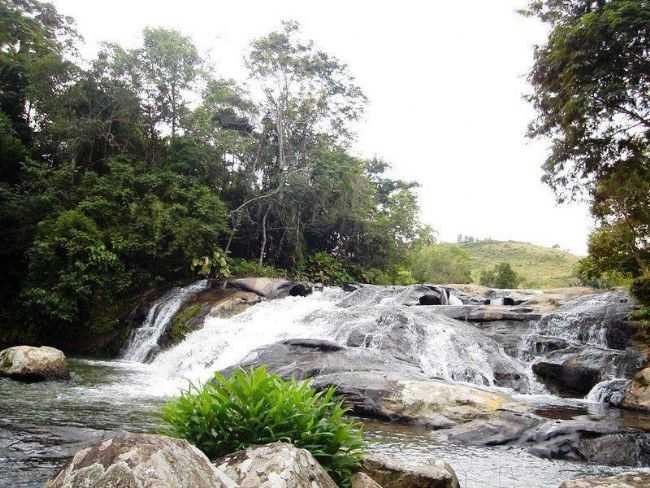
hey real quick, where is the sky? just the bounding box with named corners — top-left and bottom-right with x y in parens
top-left (53, 0), bottom-right (593, 255)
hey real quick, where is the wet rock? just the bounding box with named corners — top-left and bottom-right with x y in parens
top-left (224, 339), bottom-right (528, 427)
top-left (622, 367), bottom-right (650, 412)
top-left (0, 346), bottom-right (69, 382)
top-left (532, 361), bottom-right (601, 397)
top-left (208, 291), bottom-right (262, 319)
top-left (352, 472), bottom-right (384, 488)
top-left (213, 442), bottom-right (337, 488)
top-left (361, 452), bottom-right (460, 488)
top-left (45, 432), bottom-right (224, 488)
top-left (433, 305), bottom-right (542, 322)
top-left (559, 472), bottom-right (650, 487)
top-left (577, 433), bottom-right (650, 466)
top-left (542, 346), bottom-right (644, 382)
top-left (442, 411), bottom-right (542, 446)
top-left (343, 283), bottom-right (360, 292)
top-left (227, 277), bottom-right (311, 299)
top-left (535, 291), bottom-right (634, 350)
top-left (522, 419), bottom-right (650, 464)
top-left (420, 294), bottom-right (444, 306)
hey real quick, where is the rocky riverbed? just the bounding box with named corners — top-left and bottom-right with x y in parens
top-left (2, 282), bottom-right (650, 487)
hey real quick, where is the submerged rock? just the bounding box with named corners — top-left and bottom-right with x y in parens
top-left (0, 346), bottom-right (69, 382)
top-left (361, 452), bottom-right (460, 488)
top-left (45, 432), bottom-right (224, 488)
top-left (213, 442), bottom-right (337, 488)
top-left (559, 472), bottom-right (650, 487)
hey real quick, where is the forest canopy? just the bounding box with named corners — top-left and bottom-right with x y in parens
top-left (0, 1), bottom-right (427, 347)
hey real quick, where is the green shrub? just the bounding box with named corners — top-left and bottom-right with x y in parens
top-left (480, 262), bottom-right (521, 289)
top-left (631, 274), bottom-right (650, 306)
top-left (301, 252), bottom-right (355, 286)
top-left (160, 367), bottom-right (365, 487)
top-left (228, 257), bottom-right (286, 278)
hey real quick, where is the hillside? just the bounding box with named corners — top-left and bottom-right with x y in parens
top-left (451, 240), bottom-right (581, 289)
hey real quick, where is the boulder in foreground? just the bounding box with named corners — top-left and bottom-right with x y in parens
top-left (0, 345), bottom-right (69, 381)
top-left (45, 432), bottom-right (224, 488)
top-left (214, 442), bottom-right (337, 488)
top-left (559, 471), bottom-right (650, 487)
top-left (362, 452), bottom-right (460, 488)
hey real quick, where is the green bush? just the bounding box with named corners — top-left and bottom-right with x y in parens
top-left (301, 252), bottom-right (355, 286)
top-left (160, 367), bottom-right (365, 487)
top-left (631, 274), bottom-right (650, 306)
top-left (228, 257), bottom-right (286, 278)
top-left (480, 262), bottom-right (521, 289)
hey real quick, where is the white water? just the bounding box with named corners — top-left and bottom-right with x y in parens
top-left (145, 286), bottom-right (534, 395)
top-left (122, 280), bottom-right (207, 362)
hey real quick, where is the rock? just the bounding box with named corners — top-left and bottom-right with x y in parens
top-left (576, 433), bottom-right (650, 466)
top-left (532, 361), bottom-right (601, 397)
top-left (225, 339), bottom-right (528, 427)
top-left (288, 282), bottom-right (313, 297)
top-left (214, 442), bottom-right (337, 488)
top-left (362, 452), bottom-right (460, 488)
top-left (45, 432), bottom-right (225, 488)
top-left (419, 294), bottom-right (443, 306)
top-left (0, 346), bottom-right (69, 382)
top-left (352, 472), bottom-right (384, 488)
top-left (208, 291), bottom-right (262, 318)
top-left (622, 367), bottom-right (650, 412)
top-left (227, 277), bottom-right (311, 299)
top-left (431, 305), bottom-right (542, 322)
top-left (342, 283), bottom-right (359, 292)
top-left (535, 291), bottom-right (634, 350)
top-left (559, 472), bottom-right (650, 488)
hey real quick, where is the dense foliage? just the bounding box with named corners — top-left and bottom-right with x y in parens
top-left (524, 0), bottom-right (650, 293)
top-left (160, 368), bottom-right (365, 487)
top-left (480, 263), bottom-right (521, 289)
top-left (0, 2), bottom-right (424, 348)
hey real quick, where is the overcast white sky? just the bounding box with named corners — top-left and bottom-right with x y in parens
top-left (53, 0), bottom-right (593, 255)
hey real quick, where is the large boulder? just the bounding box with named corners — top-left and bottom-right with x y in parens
top-left (224, 339), bottom-right (528, 428)
top-left (361, 452), bottom-right (459, 488)
top-left (0, 346), bottom-right (69, 382)
top-left (45, 432), bottom-right (225, 488)
top-left (559, 472), bottom-right (650, 488)
top-left (227, 277), bottom-right (312, 299)
top-left (622, 367), bottom-right (650, 412)
top-left (213, 442), bottom-right (337, 488)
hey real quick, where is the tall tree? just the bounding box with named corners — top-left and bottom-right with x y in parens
top-left (524, 0), bottom-right (650, 279)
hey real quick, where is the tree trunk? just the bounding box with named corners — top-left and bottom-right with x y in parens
top-left (259, 206), bottom-right (271, 266)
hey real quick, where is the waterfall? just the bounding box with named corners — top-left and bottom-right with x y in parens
top-left (586, 379), bottom-right (630, 406)
top-left (147, 285), bottom-right (534, 395)
top-left (122, 280), bottom-right (207, 362)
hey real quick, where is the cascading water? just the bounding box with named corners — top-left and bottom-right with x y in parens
top-left (148, 285), bottom-right (534, 394)
top-left (122, 280), bottom-right (207, 362)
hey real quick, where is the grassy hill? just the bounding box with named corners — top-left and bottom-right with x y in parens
top-left (451, 240), bottom-right (581, 289)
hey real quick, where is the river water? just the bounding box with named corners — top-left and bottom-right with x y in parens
top-left (2, 287), bottom-right (649, 487)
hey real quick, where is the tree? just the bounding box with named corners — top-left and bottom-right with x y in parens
top-left (480, 263), bottom-right (521, 289)
top-left (139, 27), bottom-right (203, 139)
top-left (524, 0), bottom-right (650, 284)
top-left (524, 0), bottom-right (650, 200)
top-left (410, 245), bottom-right (472, 284)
